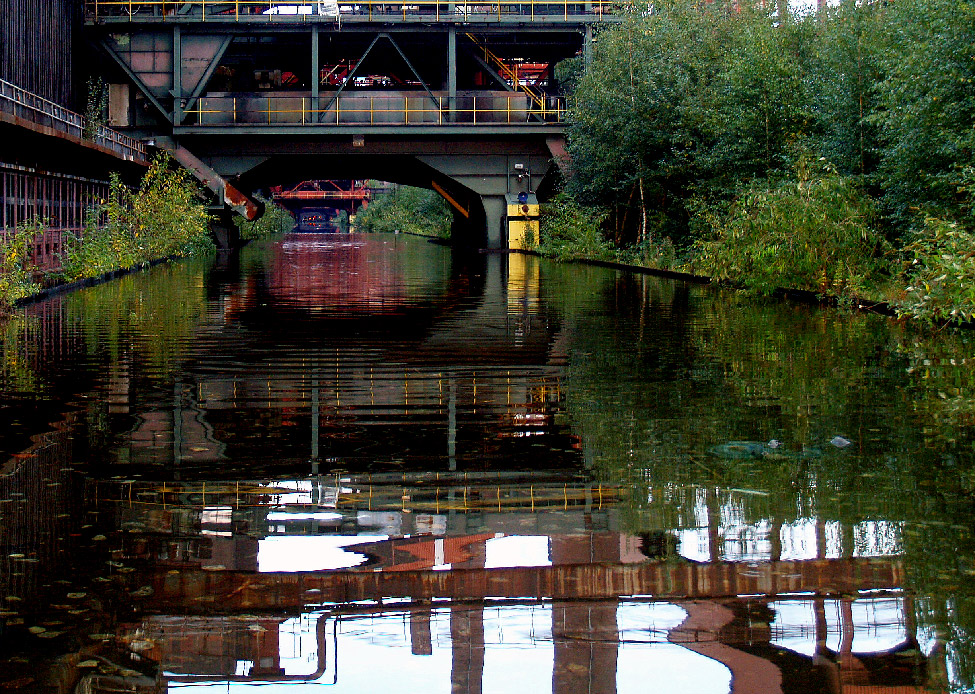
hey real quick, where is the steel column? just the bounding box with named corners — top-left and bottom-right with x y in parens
top-left (447, 27), bottom-right (457, 123)
top-left (584, 24), bottom-right (593, 70)
top-left (173, 25), bottom-right (183, 125)
top-left (311, 26), bottom-right (320, 107)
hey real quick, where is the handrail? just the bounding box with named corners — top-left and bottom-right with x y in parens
top-left (465, 32), bottom-right (545, 107)
top-left (275, 190), bottom-right (369, 199)
top-left (184, 92), bottom-right (566, 126)
top-left (85, 0), bottom-right (619, 21)
top-left (0, 79), bottom-right (148, 161)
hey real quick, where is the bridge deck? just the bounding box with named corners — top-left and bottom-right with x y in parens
top-left (86, 0), bottom-right (621, 24)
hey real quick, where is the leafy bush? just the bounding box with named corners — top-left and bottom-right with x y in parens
top-left (692, 162), bottom-right (890, 297)
top-left (538, 195), bottom-right (615, 262)
top-left (237, 199), bottom-right (294, 239)
top-left (62, 153), bottom-right (213, 281)
top-left (356, 186), bottom-right (451, 238)
top-left (898, 216), bottom-right (975, 324)
top-left (872, 0), bottom-right (975, 227)
top-left (0, 222), bottom-right (42, 311)
top-left (621, 235), bottom-right (679, 270)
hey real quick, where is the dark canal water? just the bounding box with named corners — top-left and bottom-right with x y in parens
top-left (2, 232), bottom-right (974, 693)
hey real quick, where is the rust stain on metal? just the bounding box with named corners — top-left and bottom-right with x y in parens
top-left (224, 183), bottom-right (261, 220)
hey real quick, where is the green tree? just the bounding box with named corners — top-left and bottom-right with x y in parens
top-left (356, 185), bottom-right (452, 238)
top-left (872, 0), bottom-right (975, 227)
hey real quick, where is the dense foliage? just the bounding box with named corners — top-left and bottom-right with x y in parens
top-left (61, 152), bottom-right (213, 281)
top-left (692, 159), bottom-right (890, 298)
top-left (0, 222), bottom-right (42, 312)
top-left (355, 185), bottom-right (452, 238)
top-left (538, 194), bottom-right (615, 261)
top-left (236, 199), bottom-right (294, 239)
top-left (550, 0), bottom-right (975, 323)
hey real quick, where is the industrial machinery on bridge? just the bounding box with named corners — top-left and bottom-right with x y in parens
top-left (271, 180), bottom-right (371, 231)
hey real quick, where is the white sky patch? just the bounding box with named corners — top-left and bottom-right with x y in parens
top-left (617, 643), bottom-right (732, 694)
top-left (484, 535), bottom-right (552, 568)
top-left (257, 535), bottom-right (388, 572)
top-left (771, 598), bottom-right (909, 657)
top-left (266, 511), bottom-right (343, 522)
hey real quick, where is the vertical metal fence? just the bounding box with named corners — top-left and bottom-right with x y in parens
top-left (1, 166), bottom-right (111, 272)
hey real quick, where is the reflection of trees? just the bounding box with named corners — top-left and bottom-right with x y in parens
top-left (1, 314), bottom-right (43, 394)
top-left (549, 264), bottom-right (975, 690)
top-left (64, 259), bottom-right (212, 376)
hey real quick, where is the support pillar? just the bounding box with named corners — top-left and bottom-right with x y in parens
top-left (173, 25), bottom-right (183, 125)
top-left (481, 195), bottom-right (506, 249)
top-left (311, 26), bottom-right (320, 108)
top-left (584, 25), bottom-right (593, 71)
top-left (552, 601), bottom-right (618, 694)
top-left (448, 28), bottom-right (457, 122)
top-left (209, 207), bottom-right (243, 249)
top-left (410, 602), bottom-right (434, 656)
top-left (450, 605), bottom-right (484, 694)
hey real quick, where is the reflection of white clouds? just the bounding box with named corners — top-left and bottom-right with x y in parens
top-left (257, 535), bottom-right (388, 572)
top-left (266, 511), bottom-right (343, 522)
top-left (484, 535), bottom-right (551, 568)
top-left (201, 507), bottom-right (233, 524)
top-left (770, 600), bottom-right (821, 657)
top-left (845, 598), bottom-right (908, 654)
top-left (617, 602), bottom-right (688, 642)
top-left (771, 597), bottom-right (909, 657)
top-left (720, 518), bottom-right (772, 562)
top-left (618, 644), bottom-right (732, 694)
top-left (678, 528), bottom-right (712, 562)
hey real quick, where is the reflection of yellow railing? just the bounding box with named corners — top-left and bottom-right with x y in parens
top-left (183, 93), bottom-right (566, 126)
top-left (92, 479), bottom-right (620, 513)
top-left (86, 0), bottom-right (619, 22)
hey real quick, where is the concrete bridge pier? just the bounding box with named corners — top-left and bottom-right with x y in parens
top-left (208, 207), bottom-right (243, 250)
top-left (419, 151), bottom-right (551, 249)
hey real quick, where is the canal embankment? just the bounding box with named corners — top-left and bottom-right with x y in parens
top-left (1, 155), bottom-right (293, 315)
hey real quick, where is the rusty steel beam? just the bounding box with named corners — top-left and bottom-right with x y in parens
top-left (143, 558), bottom-right (905, 614)
top-left (158, 139), bottom-right (262, 220)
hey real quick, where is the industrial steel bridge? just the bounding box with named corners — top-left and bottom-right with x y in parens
top-left (84, 0), bottom-right (619, 246)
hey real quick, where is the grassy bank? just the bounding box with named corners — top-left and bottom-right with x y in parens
top-left (0, 153), bottom-right (286, 316)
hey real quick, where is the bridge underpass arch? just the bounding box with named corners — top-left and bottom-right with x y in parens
top-left (164, 133), bottom-right (560, 248)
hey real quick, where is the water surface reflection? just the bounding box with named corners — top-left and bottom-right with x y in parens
top-left (1, 233), bottom-right (972, 693)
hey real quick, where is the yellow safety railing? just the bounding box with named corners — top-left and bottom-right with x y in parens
top-left (182, 93), bottom-right (567, 125)
top-left (465, 33), bottom-right (546, 109)
top-left (85, 0), bottom-right (619, 21)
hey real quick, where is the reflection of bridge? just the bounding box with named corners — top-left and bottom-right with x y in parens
top-left (137, 597), bottom-right (943, 693)
top-left (83, 0), bottom-right (618, 245)
top-left (143, 557), bottom-right (904, 608)
top-left (128, 565), bottom-right (943, 694)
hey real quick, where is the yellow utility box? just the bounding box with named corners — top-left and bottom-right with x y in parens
top-left (506, 192), bottom-right (540, 250)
